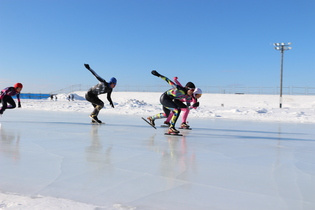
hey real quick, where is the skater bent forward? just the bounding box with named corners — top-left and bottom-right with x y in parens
top-left (0, 83), bottom-right (23, 116)
top-left (147, 70), bottom-right (196, 135)
top-left (84, 64), bottom-right (117, 123)
top-left (164, 77), bottom-right (202, 129)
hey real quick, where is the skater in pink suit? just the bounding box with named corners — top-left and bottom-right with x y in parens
top-left (0, 83), bottom-right (23, 116)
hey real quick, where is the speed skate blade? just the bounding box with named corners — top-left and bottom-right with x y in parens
top-left (164, 133), bottom-right (183, 136)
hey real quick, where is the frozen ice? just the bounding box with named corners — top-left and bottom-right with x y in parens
top-left (1, 109), bottom-right (315, 210)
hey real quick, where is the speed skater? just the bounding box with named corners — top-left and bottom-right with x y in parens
top-left (84, 64), bottom-right (117, 123)
top-left (0, 83), bottom-right (23, 116)
top-left (146, 70), bottom-right (196, 135)
top-left (163, 77), bottom-right (202, 129)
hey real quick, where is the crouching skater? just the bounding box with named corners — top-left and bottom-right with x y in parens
top-left (147, 70), bottom-right (195, 135)
top-left (84, 64), bottom-right (117, 124)
top-left (0, 83), bottom-right (23, 116)
top-left (163, 77), bottom-right (202, 129)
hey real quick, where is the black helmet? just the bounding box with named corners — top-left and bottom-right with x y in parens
top-left (185, 82), bottom-right (195, 89)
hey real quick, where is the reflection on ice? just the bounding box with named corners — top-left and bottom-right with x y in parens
top-left (0, 110), bottom-right (315, 210)
top-left (0, 125), bottom-right (21, 161)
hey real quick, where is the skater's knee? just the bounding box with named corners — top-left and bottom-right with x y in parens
top-left (173, 108), bottom-right (181, 115)
top-left (96, 104), bottom-right (103, 110)
top-left (96, 105), bottom-right (101, 110)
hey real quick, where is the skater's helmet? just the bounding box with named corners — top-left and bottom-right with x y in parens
top-left (14, 83), bottom-right (23, 90)
top-left (109, 77), bottom-right (117, 85)
top-left (185, 82), bottom-right (195, 90)
top-left (193, 88), bottom-right (202, 97)
top-left (194, 88), bottom-right (202, 95)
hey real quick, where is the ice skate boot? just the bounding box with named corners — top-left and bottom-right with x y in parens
top-left (168, 127), bottom-right (180, 134)
top-left (163, 121), bottom-right (170, 126)
top-left (180, 122), bottom-right (190, 129)
top-left (90, 114), bottom-right (102, 124)
top-left (147, 117), bottom-right (155, 127)
top-left (160, 121), bottom-right (170, 127)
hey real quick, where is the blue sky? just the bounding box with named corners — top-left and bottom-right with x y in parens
top-left (1, 0), bottom-right (314, 93)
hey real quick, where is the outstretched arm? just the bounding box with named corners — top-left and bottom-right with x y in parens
top-left (151, 70), bottom-right (176, 88)
top-left (84, 64), bottom-right (106, 83)
top-left (173, 77), bottom-right (183, 87)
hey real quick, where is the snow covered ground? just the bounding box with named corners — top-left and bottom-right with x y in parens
top-left (1, 92), bottom-right (315, 210)
top-left (21, 91), bottom-right (315, 123)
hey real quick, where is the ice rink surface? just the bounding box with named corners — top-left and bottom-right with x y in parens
top-left (1, 110), bottom-right (315, 210)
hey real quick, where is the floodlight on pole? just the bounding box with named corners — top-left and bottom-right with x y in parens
top-left (273, 42), bottom-right (292, 108)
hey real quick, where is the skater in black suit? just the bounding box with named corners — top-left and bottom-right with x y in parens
top-left (84, 64), bottom-right (117, 123)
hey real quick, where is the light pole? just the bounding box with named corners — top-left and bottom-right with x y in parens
top-left (273, 42), bottom-right (292, 108)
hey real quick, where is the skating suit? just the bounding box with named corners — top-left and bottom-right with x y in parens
top-left (85, 68), bottom-right (114, 116)
top-left (0, 87), bottom-right (21, 113)
top-left (152, 75), bottom-right (191, 128)
top-left (0, 87), bottom-right (20, 101)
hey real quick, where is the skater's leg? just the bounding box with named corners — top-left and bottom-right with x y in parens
top-left (147, 93), bottom-right (170, 125)
top-left (0, 95), bottom-right (16, 114)
top-left (150, 112), bottom-right (167, 120)
top-left (91, 104), bottom-right (104, 116)
top-left (171, 99), bottom-right (187, 126)
top-left (166, 99), bottom-right (186, 133)
top-left (147, 112), bottom-right (167, 126)
top-left (181, 108), bottom-right (189, 123)
top-left (3, 95), bottom-right (16, 109)
top-left (165, 110), bottom-right (173, 123)
top-left (150, 106), bottom-right (169, 120)
top-left (157, 93), bottom-right (185, 132)
top-left (170, 108), bottom-right (181, 128)
top-left (85, 94), bottom-right (104, 114)
top-left (180, 108), bottom-right (191, 128)
top-left (85, 93), bottom-right (104, 122)
top-left (0, 97), bottom-right (4, 114)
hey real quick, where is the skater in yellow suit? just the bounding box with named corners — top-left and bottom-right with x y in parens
top-left (147, 70), bottom-right (195, 135)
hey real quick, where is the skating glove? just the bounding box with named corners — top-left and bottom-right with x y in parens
top-left (151, 70), bottom-right (161, 77)
top-left (84, 64), bottom-right (91, 70)
top-left (192, 102), bottom-right (199, 108)
top-left (18, 102), bottom-right (21, 108)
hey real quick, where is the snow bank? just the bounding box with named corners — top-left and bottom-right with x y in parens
top-left (20, 91), bottom-right (315, 123)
